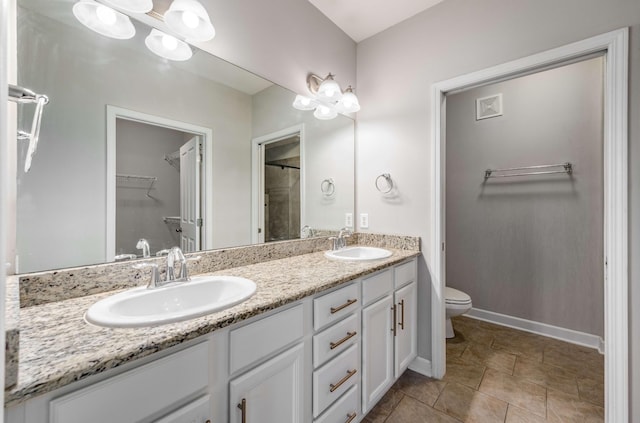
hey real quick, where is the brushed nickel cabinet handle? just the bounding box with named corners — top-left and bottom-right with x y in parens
top-left (391, 304), bottom-right (397, 336)
top-left (330, 369), bottom-right (357, 392)
top-left (345, 412), bottom-right (357, 423)
top-left (237, 398), bottom-right (246, 423)
top-left (330, 298), bottom-right (357, 314)
top-left (399, 299), bottom-right (405, 330)
top-left (330, 331), bottom-right (357, 350)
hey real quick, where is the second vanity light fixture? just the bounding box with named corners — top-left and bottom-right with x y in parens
top-left (292, 73), bottom-right (361, 120)
top-left (72, 0), bottom-right (215, 61)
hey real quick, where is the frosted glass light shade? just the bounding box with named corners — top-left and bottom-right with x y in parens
top-left (292, 95), bottom-right (318, 111)
top-left (72, 1), bottom-right (135, 39)
top-left (165, 0), bottom-right (216, 42)
top-left (145, 29), bottom-right (193, 61)
top-left (314, 105), bottom-right (338, 120)
top-left (101, 0), bottom-right (153, 14)
top-left (317, 75), bottom-right (342, 102)
top-left (336, 86), bottom-right (360, 113)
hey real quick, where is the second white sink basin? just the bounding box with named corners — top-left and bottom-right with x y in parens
top-left (325, 246), bottom-right (392, 261)
top-left (85, 275), bottom-right (257, 328)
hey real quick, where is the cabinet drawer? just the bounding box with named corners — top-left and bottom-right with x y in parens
top-left (315, 385), bottom-right (359, 423)
top-left (230, 304), bottom-right (303, 374)
top-left (49, 342), bottom-right (209, 423)
top-left (313, 344), bottom-right (360, 418)
top-left (314, 313), bottom-right (360, 368)
top-left (394, 259), bottom-right (417, 289)
top-left (154, 395), bottom-right (211, 423)
top-left (362, 269), bottom-right (393, 306)
top-left (314, 283), bottom-right (360, 331)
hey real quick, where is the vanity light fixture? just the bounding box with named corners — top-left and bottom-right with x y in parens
top-left (72, 1), bottom-right (136, 40)
top-left (145, 29), bottom-right (193, 61)
top-left (100, 0), bottom-right (153, 14)
top-left (165, 0), bottom-right (216, 42)
top-left (292, 73), bottom-right (360, 120)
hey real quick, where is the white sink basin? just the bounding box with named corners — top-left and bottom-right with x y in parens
top-left (324, 246), bottom-right (392, 261)
top-left (85, 275), bottom-right (257, 328)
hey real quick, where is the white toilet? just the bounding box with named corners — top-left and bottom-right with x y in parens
top-left (445, 286), bottom-right (472, 338)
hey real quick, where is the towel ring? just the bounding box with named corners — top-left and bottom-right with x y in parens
top-left (321, 178), bottom-right (335, 196)
top-left (375, 173), bottom-right (394, 194)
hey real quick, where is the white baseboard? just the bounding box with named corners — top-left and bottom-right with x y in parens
top-left (465, 308), bottom-right (604, 354)
top-left (408, 356), bottom-right (432, 377)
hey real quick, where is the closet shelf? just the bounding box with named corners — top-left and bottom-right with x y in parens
top-left (116, 174), bottom-right (157, 197)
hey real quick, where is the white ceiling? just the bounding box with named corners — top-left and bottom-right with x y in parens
top-left (308, 0), bottom-right (444, 42)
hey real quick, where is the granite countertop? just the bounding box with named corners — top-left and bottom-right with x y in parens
top-left (5, 247), bottom-right (419, 407)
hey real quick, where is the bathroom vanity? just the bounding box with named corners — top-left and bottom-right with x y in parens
top-left (4, 236), bottom-right (419, 423)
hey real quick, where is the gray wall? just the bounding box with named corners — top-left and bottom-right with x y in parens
top-left (355, 0), bottom-right (640, 417)
top-left (16, 9), bottom-right (253, 272)
top-left (445, 58), bottom-right (604, 337)
top-left (115, 120), bottom-right (185, 256)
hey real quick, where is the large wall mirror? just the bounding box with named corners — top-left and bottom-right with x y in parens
top-left (16, 0), bottom-right (355, 273)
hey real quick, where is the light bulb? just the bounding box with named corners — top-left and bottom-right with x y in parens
top-left (96, 5), bottom-right (117, 25)
top-left (301, 97), bottom-right (310, 106)
top-left (162, 34), bottom-right (178, 50)
top-left (318, 106), bottom-right (331, 115)
top-left (182, 10), bottom-right (200, 29)
top-left (343, 99), bottom-right (353, 108)
top-left (325, 88), bottom-right (335, 97)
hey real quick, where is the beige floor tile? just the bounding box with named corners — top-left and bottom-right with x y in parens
top-left (385, 396), bottom-right (461, 423)
top-left (362, 388), bottom-right (405, 423)
top-left (446, 336), bottom-right (469, 357)
top-left (461, 342), bottom-right (517, 374)
top-left (478, 368), bottom-right (546, 417)
top-left (543, 343), bottom-right (604, 379)
top-left (505, 404), bottom-right (547, 422)
top-left (514, 356), bottom-right (579, 396)
top-left (434, 382), bottom-right (508, 423)
top-left (492, 332), bottom-right (546, 362)
top-left (547, 388), bottom-right (604, 422)
top-left (450, 317), bottom-right (496, 346)
top-left (392, 369), bottom-right (447, 406)
top-left (577, 376), bottom-right (604, 407)
top-left (443, 356), bottom-right (486, 390)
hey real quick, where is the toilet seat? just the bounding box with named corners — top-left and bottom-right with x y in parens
top-left (445, 287), bottom-right (471, 305)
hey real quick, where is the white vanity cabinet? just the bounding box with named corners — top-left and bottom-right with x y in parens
top-left (361, 259), bottom-right (418, 414)
top-left (227, 304), bottom-right (306, 423)
top-left (312, 282), bottom-right (362, 423)
top-left (48, 342), bottom-right (211, 423)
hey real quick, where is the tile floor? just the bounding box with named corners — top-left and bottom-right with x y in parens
top-left (363, 316), bottom-right (604, 422)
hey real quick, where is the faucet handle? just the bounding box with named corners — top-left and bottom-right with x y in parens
top-left (180, 255), bottom-right (201, 280)
top-left (155, 249), bottom-right (171, 257)
top-left (132, 262), bottom-right (161, 289)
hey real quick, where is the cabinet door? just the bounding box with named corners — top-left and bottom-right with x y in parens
top-left (229, 343), bottom-right (304, 423)
top-left (361, 295), bottom-right (394, 413)
top-left (394, 281), bottom-right (417, 377)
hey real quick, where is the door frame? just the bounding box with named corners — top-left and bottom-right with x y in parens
top-left (106, 105), bottom-right (213, 261)
top-left (251, 124), bottom-right (306, 244)
top-left (429, 28), bottom-right (628, 422)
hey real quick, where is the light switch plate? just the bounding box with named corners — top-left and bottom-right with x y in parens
top-left (359, 213), bottom-right (369, 229)
top-left (345, 213), bottom-right (353, 228)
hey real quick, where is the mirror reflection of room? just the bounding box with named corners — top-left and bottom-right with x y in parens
top-left (15, 0), bottom-right (354, 273)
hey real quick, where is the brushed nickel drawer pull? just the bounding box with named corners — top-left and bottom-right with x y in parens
top-left (399, 299), bottom-right (405, 330)
top-left (330, 369), bottom-right (357, 393)
top-left (330, 331), bottom-right (357, 350)
top-left (237, 398), bottom-right (246, 423)
top-left (330, 298), bottom-right (357, 314)
top-left (345, 412), bottom-right (357, 423)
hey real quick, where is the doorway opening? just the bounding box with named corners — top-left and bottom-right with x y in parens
top-left (251, 124), bottom-right (306, 244)
top-left (429, 29), bottom-right (628, 422)
top-left (106, 106), bottom-right (214, 261)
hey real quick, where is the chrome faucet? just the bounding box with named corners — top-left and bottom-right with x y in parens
top-left (166, 246), bottom-right (188, 282)
top-left (136, 238), bottom-right (151, 258)
top-left (329, 227), bottom-right (353, 250)
top-left (134, 247), bottom-right (200, 289)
